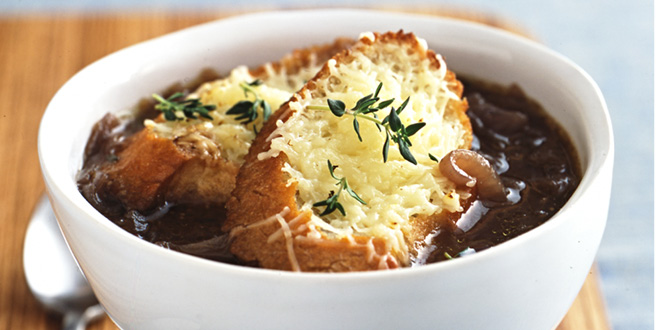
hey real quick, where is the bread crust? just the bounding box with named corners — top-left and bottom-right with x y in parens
top-left (97, 127), bottom-right (239, 212)
top-left (250, 37), bottom-right (355, 79)
top-left (225, 31), bottom-right (471, 272)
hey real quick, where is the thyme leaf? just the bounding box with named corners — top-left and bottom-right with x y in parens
top-left (405, 122), bottom-right (426, 136)
top-left (152, 92), bottom-right (216, 121)
top-left (313, 160), bottom-right (366, 217)
top-left (382, 133), bottom-right (390, 162)
top-left (328, 99), bottom-right (346, 116)
top-left (226, 80), bottom-right (272, 130)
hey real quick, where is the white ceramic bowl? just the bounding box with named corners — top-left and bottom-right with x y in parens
top-left (39, 9), bottom-right (613, 330)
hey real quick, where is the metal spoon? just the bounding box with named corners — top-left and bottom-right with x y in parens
top-left (23, 195), bottom-right (106, 330)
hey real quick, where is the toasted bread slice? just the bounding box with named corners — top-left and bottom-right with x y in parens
top-left (93, 38), bottom-right (353, 212)
top-left (225, 31), bottom-right (472, 272)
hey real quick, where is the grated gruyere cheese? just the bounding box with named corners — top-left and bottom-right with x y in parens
top-left (262, 35), bottom-right (470, 260)
top-left (145, 63), bottom-right (320, 164)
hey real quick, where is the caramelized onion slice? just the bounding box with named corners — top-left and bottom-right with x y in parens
top-left (467, 93), bottom-right (528, 134)
top-left (439, 149), bottom-right (508, 202)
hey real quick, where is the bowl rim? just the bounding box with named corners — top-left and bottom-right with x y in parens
top-left (38, 8), bottom-right (613, 281)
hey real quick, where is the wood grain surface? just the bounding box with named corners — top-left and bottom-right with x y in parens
top-left (0, 10), bottom-right (609, 330)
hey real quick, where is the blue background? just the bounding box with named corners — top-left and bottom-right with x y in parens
top-left (1, 0), bottom-right (653, 329)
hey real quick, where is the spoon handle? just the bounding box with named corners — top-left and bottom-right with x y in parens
top-left (62, 304), bottom-right (106, 330)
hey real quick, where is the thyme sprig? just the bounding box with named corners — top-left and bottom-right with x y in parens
top-left (308, 82), bottom-right (425, 165)
top-left (225, 80), bottom-right (272, 128)
top-left (313, 160), bottom-right (366, 217)
top-left (152, 92), bottom-right (217, 121)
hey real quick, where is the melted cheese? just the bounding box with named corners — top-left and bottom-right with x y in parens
top-left (146, 63), bottom-right (320, 164)
top-left (263, 34), bottom-right (470, 259)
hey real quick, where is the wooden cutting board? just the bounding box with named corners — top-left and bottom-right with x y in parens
top-left (0, 10), bottom-right (610, 330)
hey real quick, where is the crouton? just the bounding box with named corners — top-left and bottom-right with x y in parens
top-left (225, 31), bottom-right (472, 272)
top-left (88, 38), bottom-right (353, 212)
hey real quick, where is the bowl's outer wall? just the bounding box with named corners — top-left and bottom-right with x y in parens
top-left (39, 9), bottom-right (613, 330)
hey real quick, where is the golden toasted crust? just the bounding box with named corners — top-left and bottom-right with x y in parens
top-left (100, 129), bottom-right (190, 211)
top-left (98, 128), bottom-right (238, 211)
top-left (225, 31), bottom-right (471, 272)
top-left (250, 37), bottom-right (355, 79)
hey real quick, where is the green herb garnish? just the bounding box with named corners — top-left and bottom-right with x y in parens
top-left (308, 82), bottom-right (425, 165)
top-left (313, 160), bottom-right (366, 217)
top-left (444, 247), bottom-right (476, 260)
top-left (225, 80), bottom-right (272, 129)
top-left (152, 92), bottom-right (216, 121)
top-left (428, 153), bottom-right (439, 163)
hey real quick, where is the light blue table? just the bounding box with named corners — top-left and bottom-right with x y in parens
top-left (2, 1), bottom-right (653, 329)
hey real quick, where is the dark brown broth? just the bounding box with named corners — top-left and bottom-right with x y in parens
top-left (417, 78), bottom-right (581, 264)
top-left (77, 76), bottom-right (580, 267)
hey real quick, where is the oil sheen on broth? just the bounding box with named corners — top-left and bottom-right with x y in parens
top-left (76, 76), bottom-right (581, 267)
